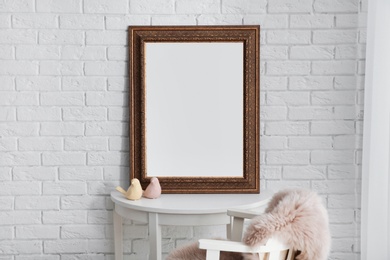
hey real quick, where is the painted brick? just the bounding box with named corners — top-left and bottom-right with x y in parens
top-left (109, 137), bottom-right (129, 151)
top-left (105, 15), bottom-right (150, 29)
top-left (86, 31), bottom-right (127, 45)
top-left (0, 45), bottom-right (13, 59)
top-left (0, 14), bottom-right (10, 28)
top-left (107, 46), bottom-right (127, 61)
top-left (85, 122), bottom-right (128, 136)
top-left (0, 122), bottom-right (39, 136)
top-left (60, 15), bottom-right (104, 29)
top-left (43, 182), bottom-right (86, 195)
top-left (0, 152), bottom-right (40, 166)
top-left (328, 165), bottom-right (356, 179)
top-left (0, 197), bottom-right (13, 210)
top-left (87, 152), bottom-right (129, 166)
top-left (288, 106), bottom-right (333, 120)
top-left (130, 0), bottom-right (174, 14)
top-left (260, 106), bottom-right (287, 120)
top-left (17, 107), bottom-right (61, 121)
top-left (176, 0), bottom-right (220, 14)
top-left (62, 77), bottom-right (106, 91)
top-left (0, 108), bottom-right (16, 121)
top-left (266, 180), bottom-right (311, 190)
top-left (84, 0), bottom-right (128, 14)
top-left (88, 210), bottom-right (112, 224)
top-left (313, 30), bottom-right (358, 44)
top-left (0, 167), bottom-right (11, 180)
top-left (43, 210), bottom-right (87, 224)
top-left (336, 14), bottom-right (359, 28)
top-left (261, 77), bottom-right (287, 90)
top-left (312, 61), bottom-right (356, 75)
top-left (13, 14), bottom-right (58, 29)
top-left (266, 151), bottom-right (309, 165)
top-left (42, 152), bottom-right (86, 166)
top-left (335, 76), bottom-right (357, 90)
top-left (267, 61), bottom-right (310, 75)
top-left (39, 30), bottom-right (84, 45)
top-left (152, 15), bottom-right (195, 26)
top-left (0, 0), bottom-right (34, 12)
top-left (335, 45), bottom-right (357, 59)
top-left (36, 0), bottom-right (82, 13)
top-left (105, 106), bottom-right (132, 124)
top-left (289, 76), bottom-right (333, 90)
top-left (84, 61), bottom-right (127, 76)
top-left (260, 166), bottom-right (282, 179)
top-left (0, 92), bottom-right (37, 105)
top-left (40, 61), bottom-right (83, 76)
top-left (283, 165), bottom-right (326, 179)
top-left (62, 107), bottom-right (106, 121)
top-left (290, 14), bottom-right (334, 28)
top-left (328, 209), bottom-right (355, 223)
top-left (59, 167), bottom-right (103, 181)
top-left (266, 122), bottom-right (309, 135)
top-left (311, 150), bottom-right (355, 164)
top-left (44, 240), bottom-right (87, 254)
top-left (197, 14), bottom-right (243, 25)
top-left (41, 92), bottom-right (84, 106)
top-left (16, 225), bottom-right (59, 239)
top-left (260, 46), bottom-right (288, 60)
top-left (268, 0), bottom-right (312, 13)
top-left (311, 121), bottom-right (355, 135)
top-left (19, 137), bottom-right (62, 151)
top-left (267, 30), bottom-right (311, 44)
top-left (103, 166), bottom-right (129, 180)
top-left (289, 136), bottom-right (332, 149)
top-left (86, 92), bottom-right (127, 106)
top-left (312, 91), bottom-right (356, 105)
top-left (244, 15), bottom-right (288, 28)
top-left (0, 226), bottom-right (13, 239)
top-left (0, 241), bottom-right (42, 254)
top-left (0, 76), bottom-right (14, 91)
top-left (61, 196), bottom-right (107, 210)
top-left (0, 61), bottom-right (38, 75)
top-left (314, 0), bottom-right (359, 13)
top-left (290, 46), bottom-right (334, 60)
top-left (61, 225), bottom-right (105, 239)
top-left (13, 167), bottom-right (56, 181)
top-left (61, 46), bottom-right (106, 61)
top-left (222, 0), bottom-right (266, 14)
top-left (40, 122), bottom-right (84, 136)
top-left (0, 30), bottom-right (36, 44)
top-left (267, 92), bottom-right (310, 105)
top-left (0, 211), bottom-right (41, 225)
top-left (16, 76), bottom-right (60, 91)
top-left (65, 137), bottom-right (107, 151)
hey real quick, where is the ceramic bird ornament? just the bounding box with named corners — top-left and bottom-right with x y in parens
top-left (143, 177), bottom-right (162, 199)
top-left (116, 178), bottom-right (143, 201)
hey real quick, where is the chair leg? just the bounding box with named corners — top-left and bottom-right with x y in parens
top-left (206, 250), bottom-right (220, 260)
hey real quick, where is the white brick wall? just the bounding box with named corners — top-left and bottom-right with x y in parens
top-left (0, 0), bottom-right (364, 259)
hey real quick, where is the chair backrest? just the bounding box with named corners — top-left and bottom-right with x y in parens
top-left (198, 238), bottom-right (295, 260)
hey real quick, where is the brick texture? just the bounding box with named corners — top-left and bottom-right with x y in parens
top-left (0, 0), bottom-right (364, 259)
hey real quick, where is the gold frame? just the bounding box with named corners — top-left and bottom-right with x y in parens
top-left (129, 25), bottom-right (260, 193)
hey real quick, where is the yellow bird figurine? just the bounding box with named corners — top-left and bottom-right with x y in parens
top-left (116, 178), bottom-right (143, 200)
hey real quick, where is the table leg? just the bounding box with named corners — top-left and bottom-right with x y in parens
top-left (231, 217), bottom-right (245, 241)
top-left (148, 212), bottom-right (162, 260)
top-left (113, 209), bottom-right (123, 260)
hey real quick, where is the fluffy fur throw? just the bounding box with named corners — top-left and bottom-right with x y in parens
top-left (166, 189), bottom-right (331, 260)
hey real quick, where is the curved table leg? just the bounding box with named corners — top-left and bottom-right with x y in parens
top-left (114, 209), bottom-right (123, 260)
top-left (148, 212), bottom-right (162, 260)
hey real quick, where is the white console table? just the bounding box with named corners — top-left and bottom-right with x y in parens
top-left (110, 190), bottom-right (273, 260)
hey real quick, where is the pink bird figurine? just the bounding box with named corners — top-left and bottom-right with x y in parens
top-left (143, 177), bottom-right (161, 199)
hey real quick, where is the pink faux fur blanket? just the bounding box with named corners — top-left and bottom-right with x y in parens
top-left (167, 189), bottom-right (331, 260)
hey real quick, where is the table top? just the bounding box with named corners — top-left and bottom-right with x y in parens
top-left (110, 190), bottom-right (273, 214)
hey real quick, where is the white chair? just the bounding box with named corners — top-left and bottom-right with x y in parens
top-left (198, 208), bottom-right (296, 260)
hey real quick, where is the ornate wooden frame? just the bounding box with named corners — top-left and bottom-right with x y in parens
top-left (129, 25), bottom-right (260, 193)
